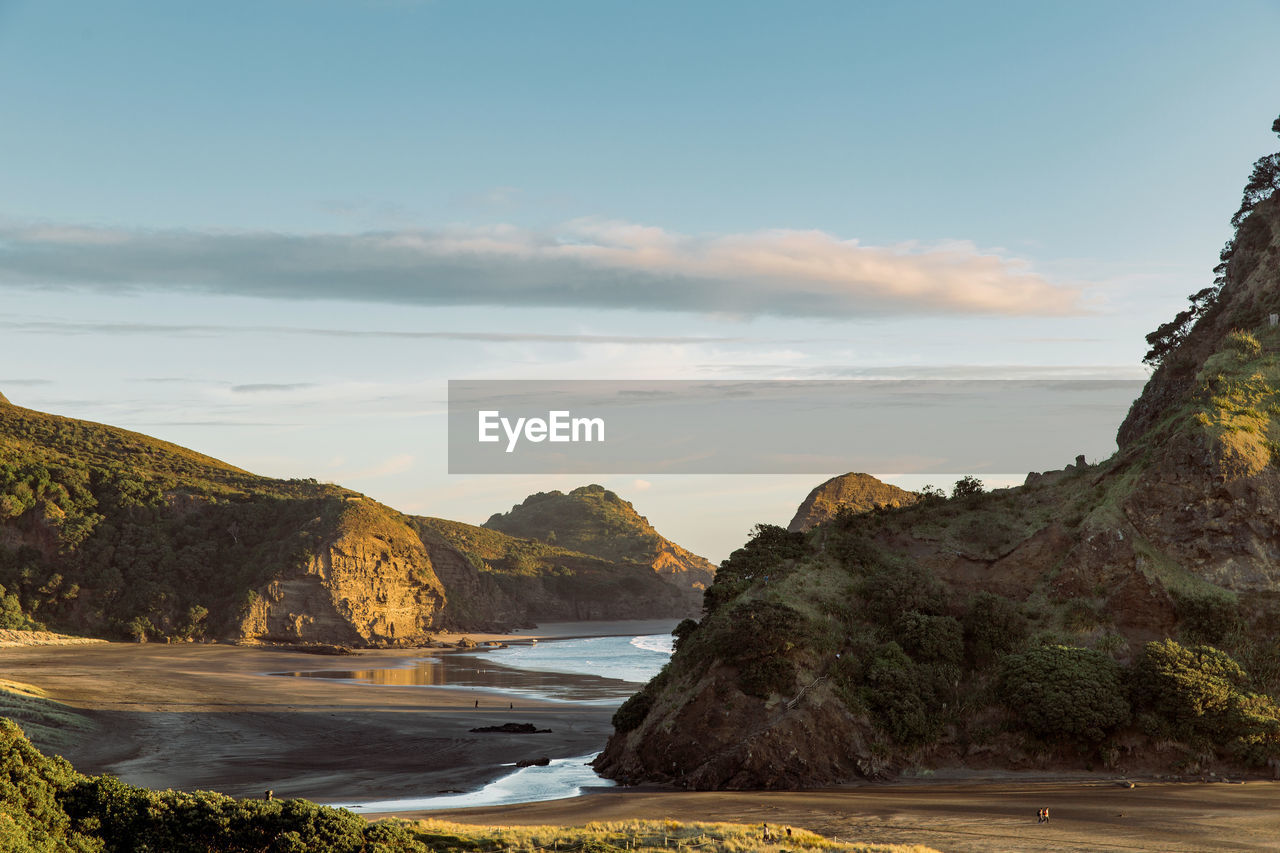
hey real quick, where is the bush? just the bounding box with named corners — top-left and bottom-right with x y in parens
top-left (671, 618), bottom-right (699, 652)
top-left (858, 561), bottom-right (945, 624)
top-left (951, 476), bottom-right (985, 499)
top-left (1131, 639), bottom-right (1280, 762)
top-left (702, 524), bottom-right (806, 614)
top-left (1172, 592), bottom-right (1242, 645)
top-left (963, 592), bottom-right (1028, 667)
top-left (893, 611), bottom-right (963, 665)
top-left (864, 643), bottom-right (941, 747)
top-left (997, 645), bottom-right (1130, 742)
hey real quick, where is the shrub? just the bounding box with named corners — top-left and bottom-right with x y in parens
top-left (1172, 591), bottom-right (1242, 645)
top-left (997, 645), bottom-right (1130, 742)
top-left (865, 643), bottom-right (941, 747)
top-left (702, 524), bottom-right (806, 614)
top-left (858, 561), bottom-right (945, 624)
top-left (1130, 639), bottom-right (1280, 762)
top-left (671, 618), bottom-right (699, 652)
top-left (951, 476), bottom-right (985, 499)
top-left (893, 611), bottom-right (963, 665)
top-left (963, 592), bottom-right (1028, 667)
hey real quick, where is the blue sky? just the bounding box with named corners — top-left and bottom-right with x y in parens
top-left (2, 1), bottom-right (1279, 559)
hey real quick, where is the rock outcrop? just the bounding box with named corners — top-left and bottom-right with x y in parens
top-left (787, 473), bottom-right (918, 532)
top-left (484, 485), bottom-right (716, 602)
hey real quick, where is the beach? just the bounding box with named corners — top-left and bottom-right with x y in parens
top-left (0, 621), bottom-right (664, 802)
top-left (6, 623), bottom-right (1280, 851)
top-left (415, 782), bottom-right (1280, 853)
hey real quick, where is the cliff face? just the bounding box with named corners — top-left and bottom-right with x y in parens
top-left (484, 485), bottom-right (716, 602)
top-left (597, 170), bottom-right (1280, 789)
top-left (787, 473), bottom-right (919, 532)
top-left (237, 500), bottom-right (448, 645)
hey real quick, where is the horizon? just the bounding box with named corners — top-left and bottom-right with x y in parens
top-left (3, 1), bottom-right (1280, 560)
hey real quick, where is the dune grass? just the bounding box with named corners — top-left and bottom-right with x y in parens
top-left (0, 679), bottom-right (96, 752)
top-left (407, 818), bottom-right (941, 853)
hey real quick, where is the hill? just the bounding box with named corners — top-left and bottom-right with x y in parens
top-left (787, 473), bottom-right (919, 532)
top-left (0, 399), bottom-right (691, 645)
top-left (411, 515), bottom-right (690, 622)
top-left (484, 485), bottom-right (715, 606)
top-left (595, 115), bottom-right (1280, 788)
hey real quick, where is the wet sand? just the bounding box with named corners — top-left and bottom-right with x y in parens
top-left (0, 638), bottom-right (616, 802)
top-left (414, 781), bottom-right (1280, 852)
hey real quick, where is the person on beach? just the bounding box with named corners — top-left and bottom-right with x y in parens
top-left (474, 699), bottom-right (478, 709)
top-left (1044, 807), bottom-right (1050, 823)
top-left (1037, 808), bottom-right (1044, 823)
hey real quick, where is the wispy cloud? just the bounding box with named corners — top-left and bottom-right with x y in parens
top-left (0, 219), bottom-right (1084, 318)
top-left (229, 383), bottom-right (317, 394)
top-left (0, 319), bottom-right (747, 345)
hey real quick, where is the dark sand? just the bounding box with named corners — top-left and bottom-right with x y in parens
top-left (6, 636), bottom-right (1280, 851)
top-left (416, 782), bottom-right (1280, 852)
top-left (0, 640), bottom-right (614, 802)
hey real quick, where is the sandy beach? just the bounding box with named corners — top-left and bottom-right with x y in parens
top-left (415, 782), bottom-right (1280, 853)
top-left (6, 624), bottom-right (1280, 851)
top-left (0, 625), bottom-right (633, 802)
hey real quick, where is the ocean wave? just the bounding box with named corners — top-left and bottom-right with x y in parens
top-left (630, 634), bottom-right (674, 655)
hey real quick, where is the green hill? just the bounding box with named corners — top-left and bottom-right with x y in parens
top-left (0, 400), bottom-right (692, 645)
top-left (596, 115), bottom-right (1280, 788)
top-left (484, 485), bottom-right (716, 599)
top-left (412, 515), bottom-right (689, 621)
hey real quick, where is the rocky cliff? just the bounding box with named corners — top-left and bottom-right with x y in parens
top-left (787, 473), bottom-right (919, 532)
top-left (484, 485), bottom-right (716, 605)
top-left (596, 120), bottom-right (1280, 789)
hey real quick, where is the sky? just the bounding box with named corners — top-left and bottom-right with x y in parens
top-left (2, 0), bottom-right (1279, 561)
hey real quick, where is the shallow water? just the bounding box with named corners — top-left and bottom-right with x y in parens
top-left (334, 753), bottom-right (612, 813)
top-left (275, 630), bottom-right (676, 705)
top-left (289, 628), bottom-right (674, 811)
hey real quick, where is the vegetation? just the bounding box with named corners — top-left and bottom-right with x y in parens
top-left (1143, 113), bottom-right (1280, 367)
top-left (0, 401), bottom-right (359, 641)
top-left (482, 485), bottom-right (706, 572)
top-left (997, 646), bottom-right (1130, 743)
top-left (411, 516), bottom-right (684, 608)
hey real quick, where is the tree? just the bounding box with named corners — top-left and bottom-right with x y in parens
top-left (951, 476), bottom-right (984, 499)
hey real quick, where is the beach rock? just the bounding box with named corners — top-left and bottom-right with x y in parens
top-left (515, 756), bottom-right (551, 767)
top-left (469, 723), bottom-right (552, 734)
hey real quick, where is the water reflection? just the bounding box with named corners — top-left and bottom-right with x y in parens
top-left (274, 654), bottom-right (638, 703)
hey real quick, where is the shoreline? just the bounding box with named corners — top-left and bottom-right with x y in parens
top-left (0, 620), bottom-right (672, 802)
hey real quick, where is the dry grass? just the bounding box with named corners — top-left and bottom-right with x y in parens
top-left (0, 679), bottom-right (96, 752)
top-left (405, 818), bottom-right (941, 853)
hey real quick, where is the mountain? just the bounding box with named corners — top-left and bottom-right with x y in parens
top-left (484, 485), bottom-right (716, 606)
top-left (787, 473), bottom-right (919, 532)
top-left (0, 398), bottom-right (690, 644)
top-left (595, 121), bottom-right (1280, 789)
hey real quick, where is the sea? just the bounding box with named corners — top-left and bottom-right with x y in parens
top-left (295, 623), bottom-right (676, 812)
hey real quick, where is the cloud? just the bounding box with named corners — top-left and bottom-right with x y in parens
top-left (632, 478), bottom-right (652, 491)
top-left (0, 319), bottom-right (747, 345)
top-left (230, 383), bottom-right (316, 393)
top-left (0, 219), bottom-right (1084, 318)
